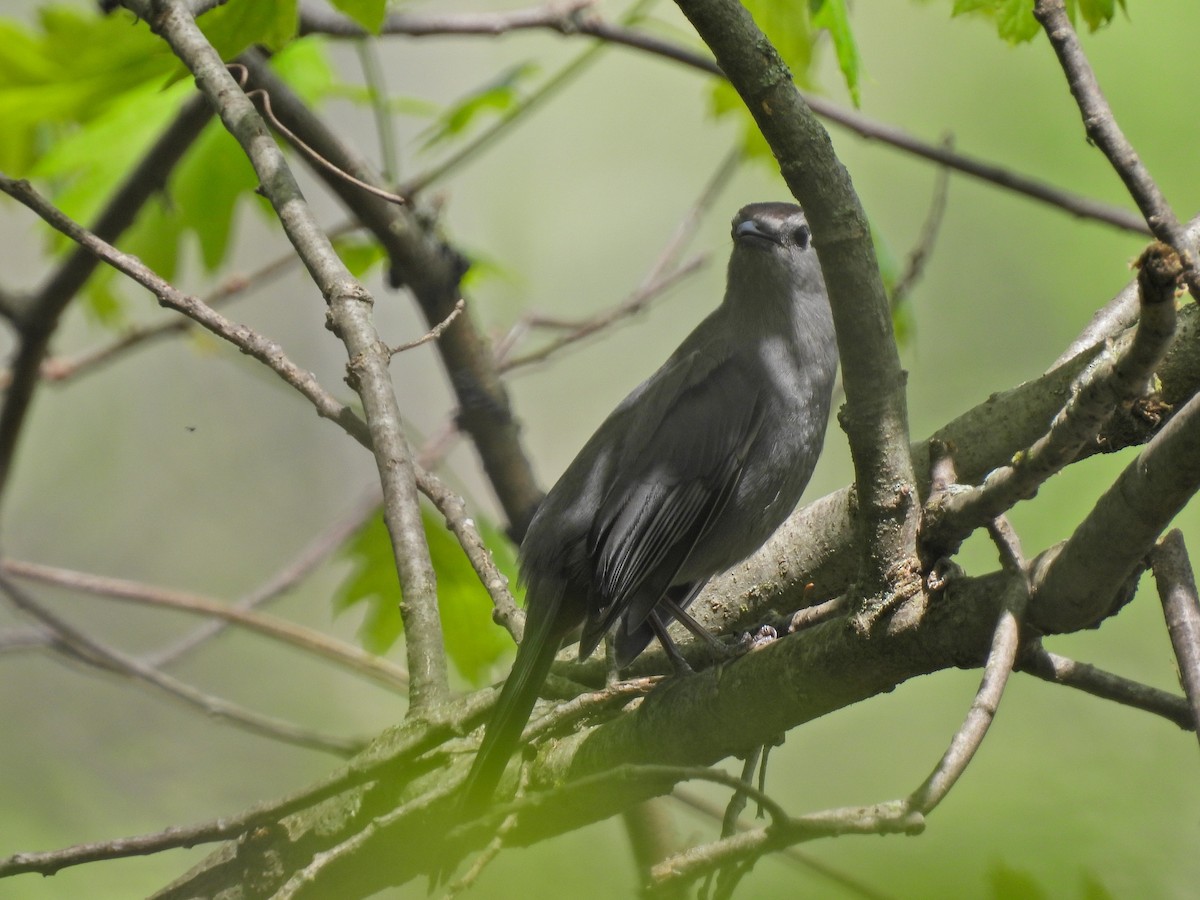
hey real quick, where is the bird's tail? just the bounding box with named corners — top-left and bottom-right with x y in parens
top-left (459, 586), bottom-right (564, 812)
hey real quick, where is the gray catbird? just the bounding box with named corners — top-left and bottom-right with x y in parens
top-left (461, 202), bottom-right (838, 808)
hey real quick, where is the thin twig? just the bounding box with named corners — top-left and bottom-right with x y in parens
top-left (788, 595), bottom-right (847, 633)
top-left (395, 0), bottom-right (648, 198)
top-left (354, 37), bottom-right (400, 182)
top-left (499, 256), bottom-right (706, 372)
top-left (14, 221), bottom-right (361, 389)
top-left (0, 626), bottom-right (54, 653)
top-left (672, 791), bottom-right (898, 900)
top-left (1150, 530), bottom-right (1200, 747)
top-left (890, 136), bottom-right (952, 309)
top-left (0, 174), bottom-right (373, 447)
top-left (0, 175), bottom-right (511, 681)
top-left (227, 64), bottom-right (409, 206)
top-left (1056, 216), bottom-right (1200, 368)
top-left (2, 557), bottom-right (408, 691)
top-left (271, 780), bottom-right (462, 899)
top-left (1033, 0), bottom-right (1200, 298)
top-left (415, 466), bottom-right (524, 643)
top-left (237, 52), bottom-right (544, 538)
top-left (392, 298), bottom-right (465, 355)
top-left (720, 751), bottom-right (760, 838)
top-left (1018, 642), bottom-right (1195, 730)
top-left (908, 530), bottom-right (1028, 813)
top-left (498, 143), bottom-right (739, 371)
top-left (522, 676), bottom-right (660, 746)
top-left (0, 687), bottom-right (500, 878)
top-left (0, 573), bottom-right (363, 757)
top-left (651, 798), bottom-right (921, 890)
top-left (0, 756), bottom-right (369, 878)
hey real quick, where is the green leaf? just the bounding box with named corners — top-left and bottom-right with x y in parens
top-left (949, 0), bottom-right (1125, 41)
top-left (30, 79), bottom-right (189, 227)
top-left (708, 81), bottom-right (772, 161)
top-left (329, 0), bottom-right (387, 34)
top-left (809, 0), bottom-right (862, 106)
top-left (996, 0), bottom-right (1041, 43)
top-left (172, 123), bottom-right (259, 271)
top-left (197, 0), bottom-right (298, 58)
top-left (1078, 0), bottom-right (1121, 30)
top-left (707, 0), bottom-right (832, 163)
top-left (333, 235), bottom-right (388, 279)
top-left (335, 506), bottom-right (520, 684)
top-left (420, 63), bottom-right (539, 151)
top-left (0, 8), bottom-right (174, 172)
top-left (742, 0), bottom-right (817, 85)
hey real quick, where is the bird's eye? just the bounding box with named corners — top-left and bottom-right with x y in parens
top-left (792, 225), bottom-right (811, 249)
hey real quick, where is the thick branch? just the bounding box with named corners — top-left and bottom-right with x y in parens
top-left (1029, 386), bottom-right (1200, 633)
top-left (135, 0), bottom-right (447, 708)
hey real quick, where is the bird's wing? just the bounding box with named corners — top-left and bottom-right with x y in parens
top-left (578, 348), bottom-right (763, 656)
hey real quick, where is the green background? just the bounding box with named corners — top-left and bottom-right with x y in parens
top-left (1, 1), bottom-right (1198, 898)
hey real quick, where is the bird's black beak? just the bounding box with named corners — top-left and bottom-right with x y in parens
top-left (734, 219), bottom-right (782, 247)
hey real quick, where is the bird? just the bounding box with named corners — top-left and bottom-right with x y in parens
top-left (460, 201), bottom-right (839, 810)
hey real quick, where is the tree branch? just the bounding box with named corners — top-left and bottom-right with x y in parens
top-left (0, 173), bottom-right (519, 669)
top-left (1029, 381), bottom-right (1200, 633)
top-left (130, 0), bottom-right (448, 709)
top-left (1033, 0), bottom-right (1200, 300)
top-left (144, 487), bottom-right (380, 667)
top-left (2, 557), bottom-right (409, 691)
top-left (1017, 643), bottom-right (1194, 731)
top-left (1150, 529), bottom-right (1200, 747)
top-left (682, 295), bottom-right (1200, 649)
top-left (908, 527), bottom-right (1027, 812)
top-left (497, 145), bottom-right (737, 373)
top-left (0, 573), bottom-right (363, 757)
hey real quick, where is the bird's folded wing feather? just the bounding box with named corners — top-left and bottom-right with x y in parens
top-left (580, 349), bottom-right (764, 651)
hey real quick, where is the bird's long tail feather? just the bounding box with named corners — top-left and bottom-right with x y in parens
top-left (459, 586), bottom-right (564, 811)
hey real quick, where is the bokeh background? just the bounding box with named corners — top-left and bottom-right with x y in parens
top-left (1, 1), bottom-right (1199, 897)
